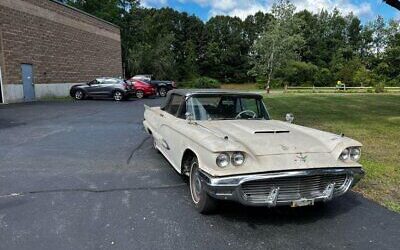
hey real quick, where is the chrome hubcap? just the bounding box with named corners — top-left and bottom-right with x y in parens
top-left (159, 89), bottom-right (167, 97)
top-left (75, 91), bottom-right (82, 99)
top-left (137, 91), bottom-right (144, 98)
top-left (190, 162), bottom-right (201, 203)
top-left (114, 92), bottom-right (122, 101)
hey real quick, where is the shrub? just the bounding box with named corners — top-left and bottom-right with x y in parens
top-left (177, 81), bottom-right (193, 88)
top-left (353, 66), bottom-right (378, 87)
top-left (385, 76), bottom-right (400, 87)
top-left (256, 78), bottom-right (266, 89)
top-left (374, 83), bottom-right (385, 93)
top-left (314, 68), bottom-right (334, 87)
top-left (191, 77), bottom-right (220, 89)
top-left (270, 78), bottom-right (285, 88)
top-left (276, 61), bottom-right (318, 86)
top-left (335, 57), bottom-right (363, 86)
top-left (255, 77), bottom-right (284, 89)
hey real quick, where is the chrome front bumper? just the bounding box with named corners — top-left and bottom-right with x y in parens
top-left (198, 168), bottom-right (365, 207)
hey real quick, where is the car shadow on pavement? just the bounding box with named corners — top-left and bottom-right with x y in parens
top-left (77, 98), bottom-right (139, 102)
top-left (0, 197), bottom-right (30, 212)
top-left (214, 192), bottom-right (362, 227)
top-left (0, 118), bottom-right (26, 129)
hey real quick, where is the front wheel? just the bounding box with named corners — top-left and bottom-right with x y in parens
top-left (113, 90), bottom-right (124, 101)
top-left (136, 90), bottom-right (144, 99)
top-left (158, 87), bottom-right (167, 97)
top-left (189, 157), bottom-right (217, 214)
top-left (74, 90), bottom-right (85, 100)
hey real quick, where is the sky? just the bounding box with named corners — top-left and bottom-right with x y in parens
top-left (140, 0), bottom-right (399, 22)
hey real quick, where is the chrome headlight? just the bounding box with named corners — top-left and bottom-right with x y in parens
top-left (339, 147), bottom-right (361, 162)
top-left (339, 148), bottom-right (350, 161)
top-left (216, 153), bottom-right (230, 168)
top-left (231, 152), bottom-right (245, 166)
top-left (350, 147), bottom-right (361, 162)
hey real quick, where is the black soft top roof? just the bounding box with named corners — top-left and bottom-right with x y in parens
top-left (161, 89), bottom-right (263, 109)
top-left (168, 89), bottom-right (262, 97)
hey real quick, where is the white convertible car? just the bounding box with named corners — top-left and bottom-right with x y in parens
top-left (143, 89), bottom-right (364, 213)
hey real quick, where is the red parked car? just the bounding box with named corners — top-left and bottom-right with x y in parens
top-left (132, 80), bottom-right (157, 98)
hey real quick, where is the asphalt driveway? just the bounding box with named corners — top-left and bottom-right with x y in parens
top-left (0, 99), bottom-right (399, 250)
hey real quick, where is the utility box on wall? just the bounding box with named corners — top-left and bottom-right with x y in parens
top-left (0, 0), bottom-right (123, 103)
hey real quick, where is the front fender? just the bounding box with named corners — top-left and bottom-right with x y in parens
top-left (331, 137), bottom-right (363, 160)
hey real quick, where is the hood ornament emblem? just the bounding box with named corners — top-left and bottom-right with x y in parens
top-left (295, 153), bottom-right (308, 163)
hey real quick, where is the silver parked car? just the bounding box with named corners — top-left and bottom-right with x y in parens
top-left (70, 77), bottom-right (135, 101)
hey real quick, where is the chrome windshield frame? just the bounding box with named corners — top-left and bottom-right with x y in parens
top-left (185, 94), bottom-right (270, 121)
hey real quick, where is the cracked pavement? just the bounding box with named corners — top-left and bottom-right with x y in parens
top-left (0, 99), bottom-right (399, 250)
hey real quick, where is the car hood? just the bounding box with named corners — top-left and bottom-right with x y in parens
top-left (197, 120), bottom-right (349, 156)
top-left (71, 84), bottom-right (88, 88)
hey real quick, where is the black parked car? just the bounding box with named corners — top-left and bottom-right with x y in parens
top-left (129, 75), bottom-right (175, 97)
top-left (70, 78), bottom-right (135, 101)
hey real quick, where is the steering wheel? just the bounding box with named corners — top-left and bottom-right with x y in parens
top-left (235, 110), bottom-right (257, 119)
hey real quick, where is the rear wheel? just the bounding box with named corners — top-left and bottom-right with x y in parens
top-left (113, 90), bottom-right (124, 101)
top-left (189, 157), bottom-right (217, 214)
top-left (74, 90), bottom-right (85, 100)
top-left (136, 90), bottom-right (144, 99)
top-left (158, 87), bottom-right (167, 97)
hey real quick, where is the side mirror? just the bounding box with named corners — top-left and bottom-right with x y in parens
top-left (285, 113), bottom-right (294, 123)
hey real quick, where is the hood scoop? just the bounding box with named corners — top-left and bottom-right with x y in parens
top-left (254, 130), bottom-right (290, 134)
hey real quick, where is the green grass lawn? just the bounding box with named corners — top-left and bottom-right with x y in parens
top-left (264, 93), bottom-right (400, 212)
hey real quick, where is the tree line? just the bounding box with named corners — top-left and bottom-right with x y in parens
top-left (64, 0), bottom-right (400, 88)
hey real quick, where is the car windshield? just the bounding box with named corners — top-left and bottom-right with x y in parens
top-left (186, 95), bottom-right (269, 121)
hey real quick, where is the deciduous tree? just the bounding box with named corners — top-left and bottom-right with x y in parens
top-left (249, 0), bottom-right (304, 89)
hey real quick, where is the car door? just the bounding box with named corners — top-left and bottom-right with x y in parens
top-left (158, 94), bottom-right (186, 168)
top-left (86, 79), bottom-right (103, 96)
top-left (99, 78), bottom-right (118, 96)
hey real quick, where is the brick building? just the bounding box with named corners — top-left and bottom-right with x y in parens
top-left (0, 0), bottom-right (122, 103)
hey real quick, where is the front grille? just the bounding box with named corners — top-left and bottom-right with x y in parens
top-left (241, 174), bottom-right (348, 204)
